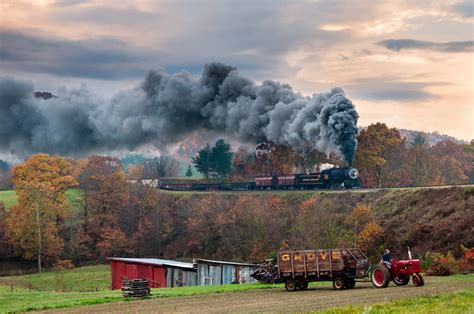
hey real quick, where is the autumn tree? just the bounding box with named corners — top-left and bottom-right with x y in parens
top-left (231, 147), bottom-right (256, 180)
top-left (270, 145), bottom-right (301, 174)
top-left (354, 123), bottom-right (406, 188)
top-left (432, 140), bottom-right (472, 184)
top-left (346, 204), bottom-right (384, 260)
top-left (407, 134), bottom-right (434, 186)
top-left (76, 156), bottom-right (130, 260)
top-left (438, 156), bottom-right (468, 184)
top-left (5, 154), bottom-right (77, 272)
top-left (463, 141), bottom-right (474, 183)
top-left (127, 164), bottom-right (161, 257)
top-left (143, 156), bottom-right (180, 179)
top-left (0, 201), bottom-right (10, 260)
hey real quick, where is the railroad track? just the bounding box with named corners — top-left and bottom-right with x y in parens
top-left (158, 184), bottom-right (474, 194)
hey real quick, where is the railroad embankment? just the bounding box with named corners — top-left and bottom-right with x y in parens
top-left (157, 185), bottom-right (474, 259)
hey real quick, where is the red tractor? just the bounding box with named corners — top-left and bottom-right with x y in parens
top-left (371, 248), bottom-right (424, 288)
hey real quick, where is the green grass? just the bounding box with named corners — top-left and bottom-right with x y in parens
top-left (0, 283), bottom-right (283, 313)
top-left (0, 191), bottom-right (17, 209)
top-left (0, 265), bottom-right (109, 292)
top-left (0, 189), bottom-right (83, 210)
top-left (0, 265), bottom-right (280, 313)
top-left (1, 267), bottom-right (472, 313)
top-left (0, 286), bottom-right (120, 313)
top-left (321, 287), bottom-right (474, 314)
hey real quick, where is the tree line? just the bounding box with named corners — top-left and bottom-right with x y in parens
top-left (191, 123), bottom-right (473, 187)
top-left (0, 154), bottom-right (386, 271)
top-left (0, 122), bottom-right (472, 271)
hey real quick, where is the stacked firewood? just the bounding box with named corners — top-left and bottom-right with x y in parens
top-left (122, 279), bottom-right (150, 297)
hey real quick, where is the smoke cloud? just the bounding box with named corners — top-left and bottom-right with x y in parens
top-left (0, 63), bottom-right (358, 163)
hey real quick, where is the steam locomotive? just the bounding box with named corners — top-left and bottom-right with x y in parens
top-left (158, 167), bottom-right (361, 191)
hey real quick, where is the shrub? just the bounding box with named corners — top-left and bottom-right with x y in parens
top-left (427, 252), bottom-right (459, 276)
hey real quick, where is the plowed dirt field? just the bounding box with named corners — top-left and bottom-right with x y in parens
top-left (40, 276), bottom-right (474, 313)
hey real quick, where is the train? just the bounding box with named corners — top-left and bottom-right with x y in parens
top-left (158, 167), bottom-right (361, 191)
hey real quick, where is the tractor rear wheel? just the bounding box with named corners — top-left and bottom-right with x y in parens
top-left (297, 281), bottom-right (308, 290)
top-left (333, 278), bottom-right (345, 290)
top-left (344, 278), bottom-right (356, 289)
top-left (393, 275), bottom-right (410, 286)
top-left (371, 265), bottom-right (390, 288)
top-left (412, 273), bottom-right (424, 287)
top-left (285, 279), bottom-right (297, 291)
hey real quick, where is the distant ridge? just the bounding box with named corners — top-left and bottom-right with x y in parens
top-left (396, 128), bottom-right (467, 146)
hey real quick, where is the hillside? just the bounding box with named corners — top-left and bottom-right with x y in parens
top-left (150, 186), bottom-right (474, 260)
top-left (1, 186), bottom-right (472, 263)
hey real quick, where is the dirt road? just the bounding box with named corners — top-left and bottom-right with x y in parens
top-left (42, 277), bottom-right (474, 313)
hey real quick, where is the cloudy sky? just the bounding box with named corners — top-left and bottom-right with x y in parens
top-left (1, 0), bottom-right (473, 140)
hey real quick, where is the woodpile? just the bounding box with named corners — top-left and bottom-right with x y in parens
top-left (122, 279), bottom-right (150, 297)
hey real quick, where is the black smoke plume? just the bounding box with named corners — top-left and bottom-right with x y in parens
top-left (0, 63), bottom-right (358, 163)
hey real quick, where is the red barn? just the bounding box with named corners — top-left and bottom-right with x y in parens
top-left (109, 258), bottom-right (196, 290)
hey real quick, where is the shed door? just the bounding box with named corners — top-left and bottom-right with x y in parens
top-left (153, 267), bottom-right (166, 288)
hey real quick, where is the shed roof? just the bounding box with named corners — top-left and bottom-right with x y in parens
top-left (108, 257), bottom-right (194, 269)
top-left (193, 258), bottom-right (258, 267)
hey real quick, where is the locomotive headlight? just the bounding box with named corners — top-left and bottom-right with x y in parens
top-left (348, 168), bottom-right (359, 179)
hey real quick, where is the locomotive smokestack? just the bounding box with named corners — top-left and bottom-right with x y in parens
top-left (0, 63), bottom-right (358, 161)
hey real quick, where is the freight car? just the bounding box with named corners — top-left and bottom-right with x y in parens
top-left (277, 248), bottom-right (369, 291)
top-left (158, 167), bottom-right (361, 191)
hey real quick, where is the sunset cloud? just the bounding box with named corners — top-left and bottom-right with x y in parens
top-left (1, 0), bottom-right (472, 140)
top-left (378, 39), bottom-right (474, 53)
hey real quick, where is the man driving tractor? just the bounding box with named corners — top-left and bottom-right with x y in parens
top-left (382, 248), bottom-right (392, 268)
top-left (371, 247), bottom-right (424, 288)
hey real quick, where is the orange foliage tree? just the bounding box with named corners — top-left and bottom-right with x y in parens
top-left (354, 123), bottom-right (406, 188)
top-left (346, 204), bottom-right (384, 260)
top-left (5, 154), bottom-right (77, 272)
top-left (76, 156), bottom-right (130, 260)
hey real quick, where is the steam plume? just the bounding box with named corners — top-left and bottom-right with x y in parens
top-left (0, 63), bottom-right (358, 163)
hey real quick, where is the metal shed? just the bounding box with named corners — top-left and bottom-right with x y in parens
top-left (109, 258), bottom-right (196, 290)
top-left (193, 258), bottom-right (259, 285)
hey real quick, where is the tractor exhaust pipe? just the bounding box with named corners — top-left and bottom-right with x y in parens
top-left (407, 246), bottom-right (412, 259)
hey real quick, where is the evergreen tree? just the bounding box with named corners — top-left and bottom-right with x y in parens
top-left (185, 164), bottom-right (193, 177)
top-left (210, 139), bottom-right (233, 180)
top-left (192, 144), bottom-right (212, 179)
top-left (192, 140), bottom-right (233, 180)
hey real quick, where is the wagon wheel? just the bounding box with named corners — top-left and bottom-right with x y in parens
top-left (412, 273), bottom-right (424, 287)
top-left (393, 275), bottom-right (410, 286)
top-left (333, 278), bottom-right (345, 290)
top-left (371, 265), bottom-right (390, 288)
top-left (285, 279), bottom-right (297, 291)
top-left (297, 281), bottom-right (308, 290)
top-left (344, 278), bottom-right (355, 289)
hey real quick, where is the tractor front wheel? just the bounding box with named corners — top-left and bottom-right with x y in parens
top-left (371, 265), bottom-right (390, 288)
top-left (333, 278), bottom-right (345, 290)
top-left (393, 275), bottom-right (410, 286)
top-left (412, 273), bottom-right (424, 287)
top-left (285, 279), bottom-right (297, 291)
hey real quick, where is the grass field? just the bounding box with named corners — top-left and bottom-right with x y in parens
top-left (322, 287), bottom-right (474, 313)
top-left (0, 189), bottom-right (83, 210)
top-left (0, 191), bottom-right (17, 209)
top-left (0, 264), bottom-right (280, 313)
top-left (0, 265), bottom-right (110, 292)
top-left (0, 265), bottom-right (473, 313)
